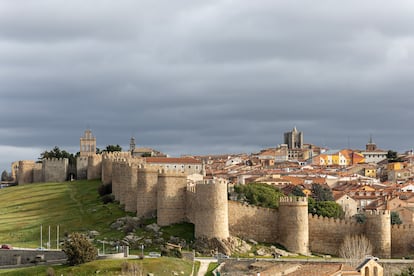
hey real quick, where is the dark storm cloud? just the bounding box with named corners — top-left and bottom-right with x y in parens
top-left (1, 0), bottom-right (414, 170)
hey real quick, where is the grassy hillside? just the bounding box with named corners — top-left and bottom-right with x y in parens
top-left (0, 180), bottom-right (128, 248)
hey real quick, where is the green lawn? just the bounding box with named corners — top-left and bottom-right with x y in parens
top-left (0, 180), bottom-right (128, 248)
top-left (0, 257), bottom-right (195, 275)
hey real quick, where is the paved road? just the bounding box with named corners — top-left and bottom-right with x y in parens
top-left (195, 257), bottom-right (215, 276)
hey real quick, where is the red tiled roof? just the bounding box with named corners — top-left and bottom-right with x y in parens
top-left (145, 157), bottom-right (202, 164)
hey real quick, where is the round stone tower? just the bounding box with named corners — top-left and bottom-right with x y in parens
top-left (157, 171), bottom-right (187, 226)
top-left (195, 181), bottom-right (229, 240)
top-left (136, 167), bottom-right (159, 218)
top-left (277, 197), bottom-right (309, 255)
top-left (365, 210), bottom-right (391, 258)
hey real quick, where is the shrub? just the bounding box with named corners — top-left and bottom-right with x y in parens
top-left (98, 183), bottom-right (112, 197)
top-left (101, 194), bottom-right (115, 204)
top-left (46, 267), bottom-right (55, 276)
top-left (339, 234), bottom-right (372, 268)
top-left (121, 261), bottom-right (141, 274)
top-left (62, 232), bottom-right (98, 266)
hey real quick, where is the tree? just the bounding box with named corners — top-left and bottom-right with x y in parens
top-left (40, 146), bottom-right (76, 165)
top-left (308, 197), bottom-right (344, 219)
top-left (1, 170), bottom-right (9, 181)
top-left (291, 186), bottom-right (305, 197)
top-left (391, 211), bottom-right (403, 225)
top-left (339, 234), bottom-right (373, 268)
top-left (233, 182), bottom-right (283, 209)
top-left (62, 232), bottom-right (98, 266)
top-left (103, 144), bottom-right (122, 152)
top-left (311, 183), bottom-right (334, 201)
top-left (352, 213), bottom-right (367, 224)
top-left (396, 267), bottom-right (414, 276)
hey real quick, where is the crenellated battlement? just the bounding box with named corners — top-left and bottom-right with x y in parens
top-left (309, 214), bottom-right (360, 227)
top-left (365, 210), bottom-right (391, 216)
top-left (187, 183), bottom-right (196, 193)
top-left (43, 158), bottom-right (68, 163)
top-left (102, 151), bottom-right (132, 160)
top-left (228, 200), bottom-right (278, 214)
top-left (279, 196), bottom-right (308, 206)
top-left (392, 223), bottom-right (414, 230)
top-left (158, 169), bottom-right (188, 177)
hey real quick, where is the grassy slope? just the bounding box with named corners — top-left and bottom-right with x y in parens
top-left (0, 180), bottom-right (128, 248)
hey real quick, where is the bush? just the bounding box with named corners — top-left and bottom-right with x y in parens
top-left (101, 194), bottom-right (115, 204)
top-left (46, 267), bottom-right (55, 276)
top-left (121, 261), bottom-right (141, 274)
top-left (98, 183), bottom-right (112, 197)
top-left (234, 182), bottom-right (283, 209)
top-left (62, 232), bottom-right (98, 266)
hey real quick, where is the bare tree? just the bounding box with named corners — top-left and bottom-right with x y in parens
top-left (339, 234), bottom-right (373, 268)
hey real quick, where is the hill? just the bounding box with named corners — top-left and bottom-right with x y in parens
top-left (0, 180), bottom-right (128, 248)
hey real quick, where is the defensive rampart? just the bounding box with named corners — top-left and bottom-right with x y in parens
top-left (136, 167), bottom-right (159, 218)
top-left (43, 158), bottom-right (68, 182)
top-left (228, 201), bottom-right (278, 244)
top-left (100, 157), bottom-right (413, 257)
top-left (391, 224), bottom-right (414, 258)
top-left (309, 215), bottom-right (364, 255)
top-left (278, 197), bottom-right (309, 255)
top-left (194, 182), bottom-right (229, 240)
top-left (157, 171), bottom-right (187, 226)
top-left (87, 155), bottom-right (102, 180)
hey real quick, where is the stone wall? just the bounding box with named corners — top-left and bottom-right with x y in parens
top-left (76, 157), bottom-right (88, 180)
top-left (194, 182), bottom-right (229, 240)
top-left (0, 249), bottom-right (66, 266)
top-left (157, 171), bottom-right (187, 226)
top-left (365, 211), bottom-right (391, 258)
top-left (391, 224), bottom-right (414, 258)
top-left (43, 158), bottom-right (68, 182)
top-left (17, 160), bottom-right (35, 184)
top-left (278, 197), bottom-right (309, 255)
top-left (124, 163), bottom-right (138, 213)
top-left (87, 155), bottom-right (102, 180)
top-left (136, 167), bottom-right (159, 218)
top-left (33, 163), bottom-right (43, 183)
top-left (228, 201), bottom-right (278, 244)
top-left (309, 215), bottom-right (364, 255)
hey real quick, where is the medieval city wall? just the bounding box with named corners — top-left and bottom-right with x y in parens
top-left (228, 201), bottom-right (278, 244)
top-left (277, 197), bottom-right (309, 255)
top-left (111, 159), bottom-right (130, 203)
top-left (17, 160), bottom-right (35, 184)
top-left (124, 163), bottom-right (139, 213)
top-left (136, 167), bottom-right (159, 218)
top-left (87, 155), bottom-right (102, 180)
top-left (308, 214), bottom-right (364, 255)
top-left (157, 171), bottom-right (187, 226)
top-left (101, 152), bottom-right (132, 185)
top-left (43, 158), bottom-right (68, 183)
top-left (365, 211), bottom-right (391, 258)
top-left (76, 157), bottom-right (88, 180)
top-left (33, 163), bottom-right (43, 183)
top-left (194, 182), bottom-right (229, 240)
top-left (391, 224), bottom-right (414, 258)
top-left (185, 184), bottom-right (197, 224)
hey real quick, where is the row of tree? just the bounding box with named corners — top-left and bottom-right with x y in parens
top-left (233, 182), bottom-right (405, 224)
top-left (233, 182), bottom-right (344, 218)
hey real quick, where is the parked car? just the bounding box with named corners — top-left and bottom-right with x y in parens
top-left (1, 244), bottom-right (12, 249)
top-left (148, 252), bottom-right (161, 258)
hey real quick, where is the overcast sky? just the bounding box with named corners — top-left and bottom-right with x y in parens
top-left (1, 0), bottom-right (414, 171)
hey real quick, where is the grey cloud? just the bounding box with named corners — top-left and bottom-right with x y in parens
top-left (1, 0), bottom-right (414, 170)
